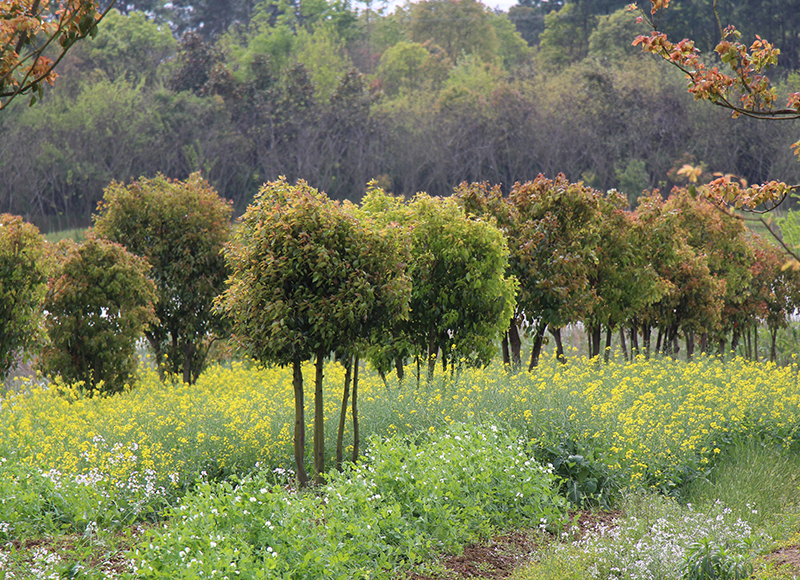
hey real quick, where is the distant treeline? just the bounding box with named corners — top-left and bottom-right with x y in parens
top-left (1, 0), bottom-right (798, 230)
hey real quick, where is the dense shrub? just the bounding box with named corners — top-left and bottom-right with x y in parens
top-left (39, 234), bottom-right (157, 395)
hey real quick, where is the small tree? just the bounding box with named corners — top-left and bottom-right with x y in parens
top-left (585, 191), bottom-right (667, 361)
top-left (215, 178), bottom-right (409, 486)
top-left (40, 233), bottom-right (156, 395)
top-left (363, 188), bottom-right (517, 379)
top-left (93, 173), bottom-right (233, 384)
top-left (508, 174), bottom-right (602, 368)
top-left (0, 214), bottom-right (49, 376)
top-left (635, 191), bottom-right (723, 358)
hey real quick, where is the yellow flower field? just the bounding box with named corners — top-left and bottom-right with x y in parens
top-left (1, 354), bottom-right (799, 496)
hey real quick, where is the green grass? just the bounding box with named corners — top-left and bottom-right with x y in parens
top-left (514, 440), bottom-right (800, 580)
top-left (43, 227), bottom-right (87, 243)
top-left (686, 437), bottom-right (800, 542)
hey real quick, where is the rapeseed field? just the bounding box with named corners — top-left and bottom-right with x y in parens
top-left (2, 354), bottom-right (798, 509)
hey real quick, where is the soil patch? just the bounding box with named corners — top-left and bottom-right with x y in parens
top-left (402, 510), bottom-right (622, 579)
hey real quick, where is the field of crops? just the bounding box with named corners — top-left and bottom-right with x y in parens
top-left (2, 354), bottom-right (800, 578)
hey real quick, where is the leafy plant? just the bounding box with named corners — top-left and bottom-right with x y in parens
top-left (129, 422), bottom-right (566, 578)
top-left (683, 537), bottom-right (754, 580)
top-left (540, 437), bottom-right (616, 509)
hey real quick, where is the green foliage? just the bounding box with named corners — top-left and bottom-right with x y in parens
top-left (614, 158), bottom-right (650, 206)
top-left (445, 54), bottom-right (506, 98)
top-left (39, 233), bottom-right (157, 395)
top-left (0, 215), bottom-right (49, 377)
top-left (537, 3), bottom-right (589, 68)
top-left (217, 177), bottom-right (409, 367)
top-left (487, 10), bottom-right (534, 70)
top-left (130, 423), bottom-right (566, 578)
top-left (634, 191), bottom-right (723, 343)
top-left (509, 174), bottom-right (601, 335)
top-left (683, 537), bottom-right (754, 580)
top-left (540, 437), bottom-right (616, 509)
top-left (409, 0), bottom-right (500, 64)
top-left (73, 9), bottom-right (177, 84)
top-left (588, 7), bottom-right (649, 61)
top-left (294, 24), bottom-right (353, 101)
top-left (93, 173), bottom-right (233, 384)
top-left (376, 41), bottom-right (449, 96)
top-left (0, 438), bottom-right (175, 540)
top-left (361, 187), bottom-right (517, 377)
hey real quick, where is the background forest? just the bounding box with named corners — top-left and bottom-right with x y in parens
top-left (1, 0), bottom-right (799, 231)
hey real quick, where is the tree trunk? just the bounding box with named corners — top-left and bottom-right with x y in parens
top-left (668, 325), bottom-right (680, 358)
top-left (745, 327), bottom-right (752, 359)
top-left (590, 323), bottom-right (602, 359)
top-left (183, 341), bottom-right (195, 384)
top-left (731, 330), bottom-right (741, 356)
top-left (700, 332), bottom-right (708, 354)
top-left (509, 319), bottom-right (522, 369)
top-left (604, 326), bottom-right (613, 363)
top-left (501, 331), bottom-right (510, 366)
top-left (686, 329), bottom-right (695, 361)
top-left (293, 356), bottom-right (309, 487)
top-left (427, 326), bottom-right (437, 380)
top-left (655, 326), bottom-right (663, 354)
top-left (643, 325), bottom-right (651, 359)
top-left (352, 355), bottom-right (360, 464)
top-left (314, 351), bottom-right (325, 485)
top-left (753, 325), bottom-right (759, 363)
top-left (336, 356), bottom-right (352, 471)
top-left (619, 327), bottom-right (628, 361)
top-left (630, 321), bottom-right (640, 358)
top-left (528, 323), bottom-right (547, 370)
top-left (770, 327), bottom-right (777, 363)
top-left (550, 327), bottom-right (566, 364)
top-left (395, 357), bottom-right (404, 383)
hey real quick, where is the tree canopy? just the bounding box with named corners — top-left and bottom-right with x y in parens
top-left (93, 173), bottom-right (233, 384)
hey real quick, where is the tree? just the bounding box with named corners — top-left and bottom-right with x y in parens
top-left (633, 190), bottom-right (722, 359)
top-left (0, 214), bottom-right (49, 376)
top-left (39, 233), bottom-right (157, 395)
top-left (584, 190), bottom-right (667, 361)
top-left (409, 0), bottom-right (500, 64)
top-left (1, 0), bottom-right (115, 110)
top-left (93, 173), bottom-right (233, 384)
top-left (508, 174), bottom-right (601, 368)
top-left (68, 8), bottom-right (177, 85)
top-left (362, 187), bottom-right (517, 379)
top-left (664, 188), bottom-right (753, 355)
top-left (746, 233), bottom-right (800, 362)
top-left (632, 0), bottom-right (800, 237)
top-left (215, 177), bottom-right (409, 486)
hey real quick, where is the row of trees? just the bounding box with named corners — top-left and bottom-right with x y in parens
top-left (2, 2), bottom-right (798, 230)
top-left (3, 172), bottom-right (800, 482)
